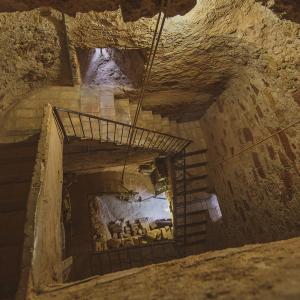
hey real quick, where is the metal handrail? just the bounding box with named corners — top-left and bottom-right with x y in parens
top-left (53, 107), bottom-right (192, 154)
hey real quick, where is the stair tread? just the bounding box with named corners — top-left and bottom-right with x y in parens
top-left (179, 149), bottom-right (207, 158)
top-left (176, 230), bottom-right (206, 238)
top-left (175, 162), bottom-right (207, 170)
top-left (175, 196), bottom-right (211, 207)
top-left (175, 220), bottom-right (207, 228)
top-left (0, 211), bottom-right (26, 246)
top-left (176, 174), bottom-right (208, 184)
top-left (175, 209), bottom-right (207, 218)
top-left (177, 187), bottom-right (208, 195)
top-left (0, 200), bottom-right (27, 213)
top-left (176, 238), bottom-right (206, 246)
top-left (0, 181), bottom-right (30, 197)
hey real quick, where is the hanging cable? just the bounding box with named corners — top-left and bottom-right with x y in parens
top-left (121, 0), bottom-right (170, 183)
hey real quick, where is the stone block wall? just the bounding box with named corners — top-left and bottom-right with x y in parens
top-left (0, 86), bottom-right (80, 143)
top-left (17, 105), bottom-right (64, 298)
top-left (201, 70), bottom-right (300, 249)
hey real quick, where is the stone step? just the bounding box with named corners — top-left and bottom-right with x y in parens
top-left (177, 121), bottom-right (205, 150)
top-left (160, 117), bottom-right (170, 133)
top-left (141, 110), bottom-right (154, 130)
top-left (169, 120), bottom-right (179, 136)
top-left (152, 114), bottom-right (162, 131)
top-left (99, 87), bottom-right (115, 121)
top-left (114, 98), bottom-right (131, 124)
top-left (129, 103), bottom-right (139, 125)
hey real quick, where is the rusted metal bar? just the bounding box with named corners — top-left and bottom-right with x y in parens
top-left (67, 112), bottom-right (76, 136)
top-left (142, 130), bottom-right (151, 148)
top-left (79, 114), bottom-right (85, 137)
top-left (155, 135), bottom-right (166, 150)
top-left (166, 137), bottom-right (177, 152)
top-left (152, 134), bottom-right (163, 149)
top-left (147, 132), bottom-right (157, 149)
top-left (53, 108), bottom-right (69, 142)
top-left (120, 124), bottom-right (124, 144)
top-left (98, 119), bottom-right (101, 142)
top-left (164, 136), bottom-right (176, 152)
top-left (54, 107), bottom-right (190, 143)
top-left (106, 121), bottom-right (108, 141)
top-left (53, 107), bottom-right (191, 154)
top-left (161, 135), bottom-right (173, 152)
top-left (89, 117), bottom-right (93, 139)
top-left (137, 129), bottom-right (145, 146)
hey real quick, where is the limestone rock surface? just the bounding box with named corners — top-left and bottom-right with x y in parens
top-left (0, 0), bottom-right (197, 21)
top-left (0, 0), bottom-right (299, 121)
top-left (36, 237), bottom-right (300, 300)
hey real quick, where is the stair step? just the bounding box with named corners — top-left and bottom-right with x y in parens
top-left (114, 98), bottom-right (131, 124)
top-left (175, 209), bottom-right (207, 218)
top-left (169, 120), bottom-right (178, 136)
top-left (99, 88), bottom-right (115, 120)
top-left (161, 117), bottom-right (170, 133)
top-left (175, 196), bottom-right (211, 208)
top-left (176, 174), bottom-right (208, 184)
top-left (0, 200), bottom-right (27, 213)
top-left (152, 114), bottom-right (162, 131)
top-left (176, 230), bottom-right (206, 239)
top-left (179, 149), bottom-right (207, 158)
top-left (0, 182), bottom-right (30, 200)
top-left (175, 220), bottom-right (207, 228)
top-left (0, 245), bottom-right (23, 298)
top-left (141, 111), bottom-right (154, 129)
top-left (177, 187), bottom-right (208, 196)
top-left (175, 162), bottom-right (207, 170)
top-left (0, 211), bottom-right (26, 246)
top-left (176, 238), bottom-right (206, 246)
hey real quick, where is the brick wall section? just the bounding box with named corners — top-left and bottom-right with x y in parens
top-left (200, 70), bottom-right (300, 249)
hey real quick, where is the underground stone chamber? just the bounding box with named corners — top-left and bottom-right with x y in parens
top-left (0, 0), bottom-right (299, 299)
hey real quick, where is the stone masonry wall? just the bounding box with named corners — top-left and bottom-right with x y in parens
top-left (17, 105), bottom-right (63, 299)
top-left (201, 68), bottom-right (300, 249)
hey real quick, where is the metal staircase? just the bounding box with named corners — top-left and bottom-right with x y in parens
top-left (53, 107), bottom-right (191, 154)
top-left (53, 106), bottom-right (210, 262)
top-left (172, 149), bottom-right (209, 250)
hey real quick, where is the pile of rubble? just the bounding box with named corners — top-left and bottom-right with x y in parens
top-left (95, 218), bottom-right (173, 251)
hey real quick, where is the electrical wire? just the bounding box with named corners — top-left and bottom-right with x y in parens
top-left (121, 0), bottom-right (170, 183)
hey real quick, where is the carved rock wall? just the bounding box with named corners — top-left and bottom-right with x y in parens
top-left (201, 68), bottom-right (300, 249)
top-left (0, 0), bottom-right (197, 21)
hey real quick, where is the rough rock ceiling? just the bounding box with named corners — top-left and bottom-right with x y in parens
top-left (70, 0), bottom-right (300, 120)
top-left (259, 0), bottom-right (300, 23)
top-left (0, 0), bottom-right (299, 122)
top-left (0, 0), bottom-right (196, 21)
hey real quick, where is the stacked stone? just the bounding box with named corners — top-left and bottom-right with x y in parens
top-left (105, 218), bottom-right (173, 250)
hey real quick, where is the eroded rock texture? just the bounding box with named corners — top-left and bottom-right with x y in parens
top-left (0, 10), bottom-right (71, 114)
top-left (36, 237), bottom-right (300, 300)
top-left (202, 70), bottom-right (300, 249)
top-left (0, 0), bottom-right (197, 21)
top-left (0, 0), bottom-right (299, 251)
top-left (1, 0), bottom-right (299, 120)
top-left (259, 0), bottom-right (300, 23)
